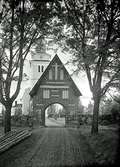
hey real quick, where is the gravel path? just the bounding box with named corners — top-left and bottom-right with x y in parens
top-left (0, 128), bottom-right (95, 167)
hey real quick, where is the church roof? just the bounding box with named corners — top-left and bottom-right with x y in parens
top-left (29, 54), bottom-right (82, 97)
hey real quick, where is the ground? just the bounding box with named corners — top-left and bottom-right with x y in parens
top-left (80, 124), bottom-right (119, 164)
top-left (45, 117), bottom-right (65, 127)
top-left (0, 127), bottom-right (95, 167)
top-left (0, 119), bottom-right (119, 167)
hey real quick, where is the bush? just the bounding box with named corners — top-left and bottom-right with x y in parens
top-left (100, 120), bottom-right (111, 125)
top-left (99, 114), bottom-right (114, 125)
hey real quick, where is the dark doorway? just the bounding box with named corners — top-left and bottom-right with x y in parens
top-left (45, 103), bottom-right (65, 127)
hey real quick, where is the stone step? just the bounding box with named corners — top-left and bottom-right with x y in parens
top-left (0, 130), bottom-right (31, 154)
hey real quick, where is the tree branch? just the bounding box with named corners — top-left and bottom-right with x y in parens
top-left (101, 68), bottom-right (120, 96)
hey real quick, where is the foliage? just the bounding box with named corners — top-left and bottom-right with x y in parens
top-left (47, 104), bottom-right (65, 118)
top-left (100, 97), bottom-right (119, 114)
top-left (99, 97), bottom-right (120, 124)
top-left (0, 0), bottom-right (56, 133)
top-left (62, 0), bottom-right (120, 95)
top-left (50, 0), bottom-right (120, 134)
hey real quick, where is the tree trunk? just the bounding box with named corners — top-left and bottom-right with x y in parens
top-left (91, 95), bottom-right (100, 134)
top-left (4, 103), bottom-right (12, 133)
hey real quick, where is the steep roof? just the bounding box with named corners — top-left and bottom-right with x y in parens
top-left (29, 54), bottom-right (82, 97)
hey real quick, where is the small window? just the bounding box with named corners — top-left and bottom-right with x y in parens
top-left (60, 69), bottom-right (64, 80)
top-left (41, 65), bottom-right (44, 72)
top-left (43, 90), bottom-right (50, 99)
top-left (38, 65), bottom-right (40, 72)
top-left (62, 90), bottom-right (69, 99)
top-left (49, 69), bottom-right (52, 80)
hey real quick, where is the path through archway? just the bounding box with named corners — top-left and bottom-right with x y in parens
top-left (45, 103), bottom-right (65, 127)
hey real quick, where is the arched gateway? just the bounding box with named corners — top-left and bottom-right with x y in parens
top-left (29, 54), bottom-right (82, 126)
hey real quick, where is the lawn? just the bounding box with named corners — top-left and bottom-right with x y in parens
top-left (79, 124), bottom-right (119, 165)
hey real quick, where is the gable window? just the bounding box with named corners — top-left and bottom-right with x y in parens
top-left (41, 65), bottom-right (44, 72)
top-left (43, 89), bottom-right (50, 99)
top-left (49, 69), bottom-right (52, 80)
top-left (62, 90), bottom-right (69, 99)
top-left (60, 69), bottom-right (64, 80)
top-left (38, 65), bottom-right (40, 72)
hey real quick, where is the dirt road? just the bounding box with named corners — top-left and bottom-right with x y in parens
top-left (0, 128), bottom-right (95, 167)
top-left (45, 117), bottom-right (65, 127)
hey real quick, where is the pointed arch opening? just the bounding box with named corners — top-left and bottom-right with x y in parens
top-left (45, 103), bottom-right (66, 127)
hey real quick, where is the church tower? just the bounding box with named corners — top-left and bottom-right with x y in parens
top-left (22, 41), bottom-right (51, 115)
top-left (30, 40), bottom-right (51, 88)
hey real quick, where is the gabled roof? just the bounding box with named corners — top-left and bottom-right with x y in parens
top-left (29, 54), bottom-right (82, 97)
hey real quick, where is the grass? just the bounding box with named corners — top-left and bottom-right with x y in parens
top-left (79, 124), bottom-right (119, 165)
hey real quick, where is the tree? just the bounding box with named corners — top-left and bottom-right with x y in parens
top-left (0, 0), bottom-right (54, 133)
top-left (51, 0), bottom-right (120, 134)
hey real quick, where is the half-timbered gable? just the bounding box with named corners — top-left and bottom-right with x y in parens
top-left (29, 54), bottom-right (82, 126)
